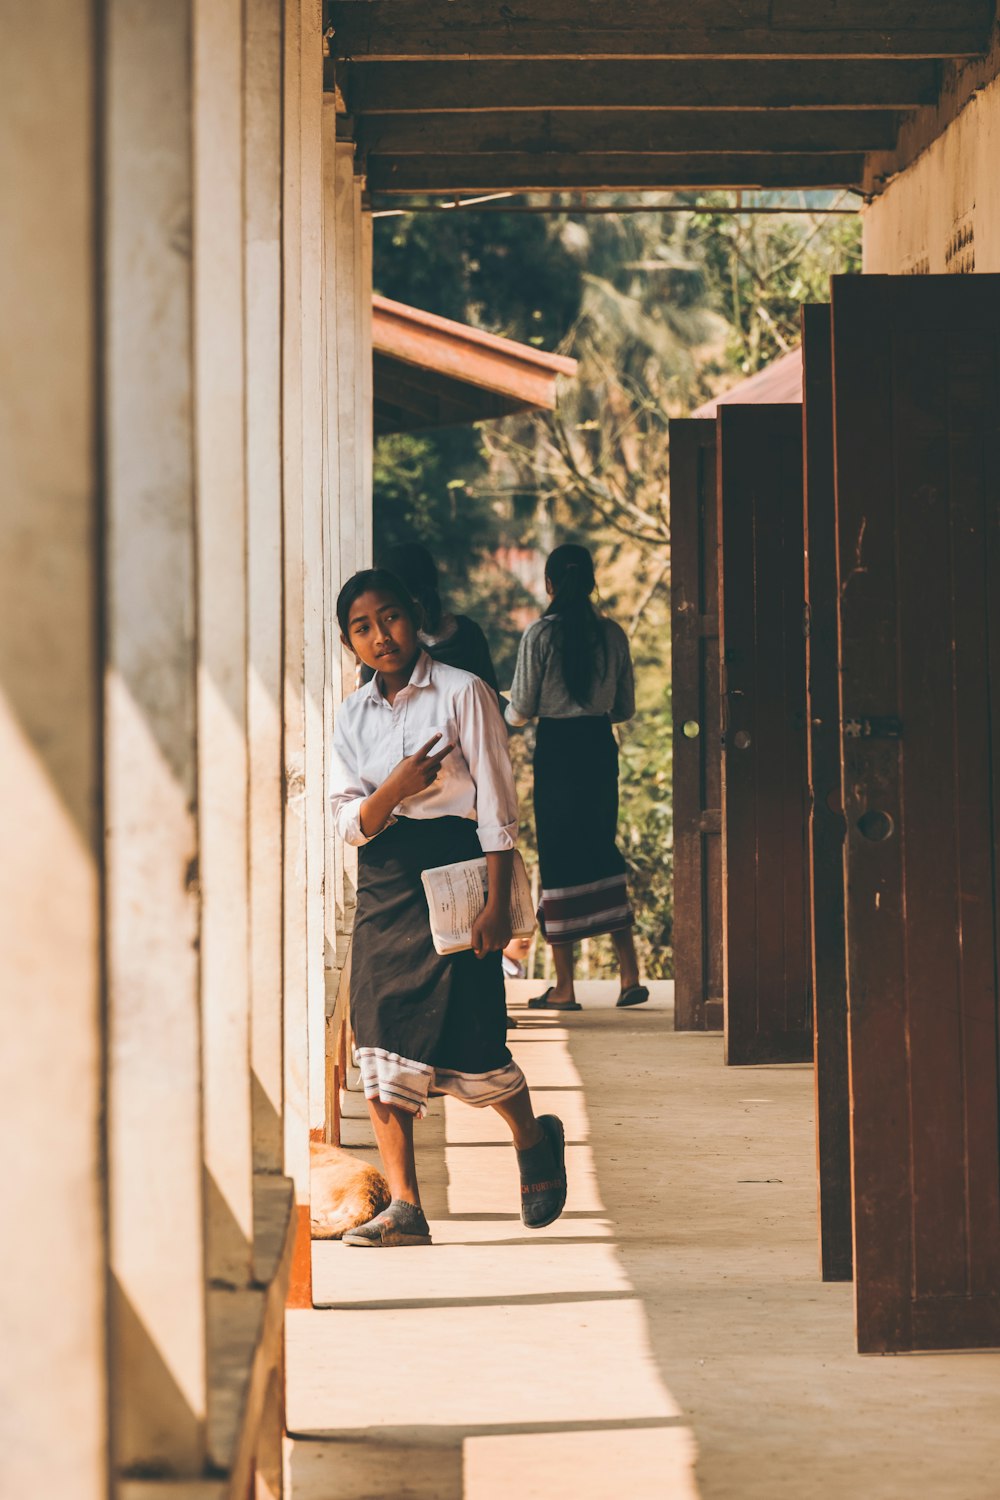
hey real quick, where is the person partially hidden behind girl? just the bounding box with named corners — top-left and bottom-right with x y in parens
top-left (330, 568), bottom-right (567, 1246)
top-left (359, 541), bottom-right (501, 701)
top-left (507, 543), bottom-right (649, 1012)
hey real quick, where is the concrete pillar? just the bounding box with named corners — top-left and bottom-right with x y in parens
top-left (245, 0), bottom-right (286, 1177)
top-left (194, 0), bottom-right (254, 1289)
top-left (0, 7), bottom-right (107, 1496)
top-left (104, 0), bottom-right (206, 1473)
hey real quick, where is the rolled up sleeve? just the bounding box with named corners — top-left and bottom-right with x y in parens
top-left (458, 678), bottom-right (519, 853)
top-left (329, 721), bottom-right (394, 846)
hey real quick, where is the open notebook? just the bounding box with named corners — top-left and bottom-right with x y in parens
top-left (421, 851), bottom-right (536, 956)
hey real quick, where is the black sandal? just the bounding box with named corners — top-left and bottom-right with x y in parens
top-left (342, 1198), bottom-right (432, 1247)
top-left (616, 984), bottom-right (650, 1008)
top-left (528, 987), bottom-right (582, 1012)
top-left (517, 1115), bottom-right (567, 1229)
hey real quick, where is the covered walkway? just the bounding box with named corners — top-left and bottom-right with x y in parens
top-left (285, 985), bottom-right (1000, 1500)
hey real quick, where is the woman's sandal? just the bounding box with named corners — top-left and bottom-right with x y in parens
top-left (527, 987), bottom-right (582, 1012)
top-left (616, 984), bottom-right (650, 1008)
top-left (342, 1198), bottom-right (432, 1247)
top-left (517, 1114), bottom-right (567, 1229)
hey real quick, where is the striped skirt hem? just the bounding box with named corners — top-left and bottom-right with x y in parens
top-left (538, 872), bottom-right (634, 946)
top-left (357, 1046), bottom-right (526, 1119)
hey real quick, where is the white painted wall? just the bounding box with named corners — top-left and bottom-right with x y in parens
top-left (864, 67), bottom-right (1000, 274)
top-left (0, 7), bottom-right (107, 1496)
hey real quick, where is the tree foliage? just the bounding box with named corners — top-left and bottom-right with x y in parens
top-left (370, 195), bottom-right (862, 979)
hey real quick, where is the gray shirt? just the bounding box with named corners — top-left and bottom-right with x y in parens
top-left (506, 614), bottom-right (636, 726)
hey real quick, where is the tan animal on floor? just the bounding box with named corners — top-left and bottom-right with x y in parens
top-left (309, 1142), bottom-right (391, 1239)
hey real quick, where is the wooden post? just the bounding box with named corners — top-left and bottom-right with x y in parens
top-left (193, 0), bottom-right (254, 1290)
top-left (245, 0), bottom-right (286, 1177)
top-left (1, 7), bottom-right (107, 1494)
top-left (104, 0), bottom-right (207, 1471)
top-left (300, 0), bottom-right (328, 1148)
top-left (282, 0), bottom-right (323, 1296)
top-left (322, 96), bottom-right (345, 1029)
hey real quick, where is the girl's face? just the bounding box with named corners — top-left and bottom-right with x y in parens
top-left (344, 589), bottom-right (420, 676)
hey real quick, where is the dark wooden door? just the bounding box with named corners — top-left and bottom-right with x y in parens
top-left (801, 305), bottom-right (852, 1283)
top-left (832, 274), bottom-right (1000, 1353)
top-left (671, 419), bottom-right (723, 1031)
top-left (717, 404), bottom-right (813, 1066)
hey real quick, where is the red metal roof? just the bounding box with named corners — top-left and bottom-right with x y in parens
top-left (691, 346), bottom-right (802, 418)
top-left (372, 293), bottom-right (577, 435)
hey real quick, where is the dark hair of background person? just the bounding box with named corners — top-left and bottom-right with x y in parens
top-left (336, 568), bottom-right (421, 641)
top-left (544, 543), bottom-right (607, 708)
top-left (381, 542), bottom-right (444, 633)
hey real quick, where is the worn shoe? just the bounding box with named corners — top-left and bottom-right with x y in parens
top-left (528, 987), bottom-right (582, 1011)
top-left (517, 1114), bottom-right (567, 1229)
top-left (342, 1198), bottom-right (432, 1247)
top-left (616, 984), bottom-right (650, 1008)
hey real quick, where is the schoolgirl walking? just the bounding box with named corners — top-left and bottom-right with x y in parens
top-left (330, 568), bottom-right (567, 1246)
top-left (507, 544), bottom-right (647, 1011)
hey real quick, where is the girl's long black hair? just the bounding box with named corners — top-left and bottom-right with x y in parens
top-left (381, 542), bottom-right (444, 633)
top-left (544, 543), bottom-right (606, 708)
top-left (336, 568), bottom-right (421, 639)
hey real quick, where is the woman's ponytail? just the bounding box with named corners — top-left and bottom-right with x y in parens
top-left (544, 543), bottom-right (605, 708)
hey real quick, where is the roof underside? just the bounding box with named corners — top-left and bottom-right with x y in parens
top-left (372, 293), bottom-right (577, 434)
top-left (328, 1), bottom-right (996, 198)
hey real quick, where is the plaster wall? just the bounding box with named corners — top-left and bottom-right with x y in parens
top-left (864, 65), bottom-right (1000, 275)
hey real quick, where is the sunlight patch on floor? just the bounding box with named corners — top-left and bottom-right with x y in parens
top-left (290, 1013), bottom-right (700, 1498)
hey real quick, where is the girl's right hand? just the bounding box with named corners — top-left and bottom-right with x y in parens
top-left (387, 735), bottom-right (454, 802)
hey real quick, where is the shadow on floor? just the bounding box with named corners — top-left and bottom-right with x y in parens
top-left (287, 999), bottom-right (1000, 1499)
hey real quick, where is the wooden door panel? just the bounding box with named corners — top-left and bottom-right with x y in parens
top-left (801, 304), bottom-right (852, 1283)
top-left (832, 274), bottom-right (1000, 1353)
top-left (671, 419), bottom-right (724, 1031)
top-left (717, 405), bottom-right (813, 1066)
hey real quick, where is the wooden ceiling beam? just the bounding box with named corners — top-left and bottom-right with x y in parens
top-left (344, 59), bottom-right (942, 113)
top-left (331, 0), bottom-right (992, 60)
top-left (366, 152), bottom-right (866, 193)
top-left (358, 109), bottom-right (901, 156)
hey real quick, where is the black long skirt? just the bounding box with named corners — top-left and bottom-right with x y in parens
top-left (351, 815), bottom-right (524, 1116)
top-left (533, 716), bottom-right (634, 946)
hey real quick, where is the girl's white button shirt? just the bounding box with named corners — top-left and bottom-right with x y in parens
top-left (329, 651), bottom-right (519, 853)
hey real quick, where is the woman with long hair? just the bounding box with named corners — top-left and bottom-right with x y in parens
top-left (507, 543), bottom-right (647, 1011)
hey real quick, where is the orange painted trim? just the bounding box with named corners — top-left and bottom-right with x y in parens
top-left (286, 1203), bottom-right (313, 1309)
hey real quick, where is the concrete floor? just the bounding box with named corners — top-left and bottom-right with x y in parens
top-left (285, 982), bottom-right (1000, 1499)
